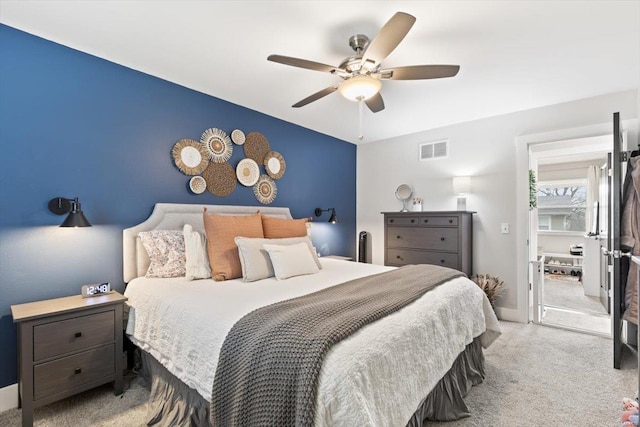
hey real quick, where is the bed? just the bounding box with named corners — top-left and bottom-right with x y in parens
top-left (122, 203), bottom-right (501, 426)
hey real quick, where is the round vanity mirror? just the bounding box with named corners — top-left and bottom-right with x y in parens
top-left (395, 184), bottom-right (414, 212)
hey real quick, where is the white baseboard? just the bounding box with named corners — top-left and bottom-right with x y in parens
top-left (0, 383), bottom-right (18, 413)
top-left (494, 306), bottom-right (523, 322)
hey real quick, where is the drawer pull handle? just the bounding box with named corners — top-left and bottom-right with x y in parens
top-left (410, 219), bottom-right (415, 223)
top-left (396, 255), bottom-right (403, 260)
top-left (449, 219), bottom-right (453, 223)
top-left (441, 259), bottom-right (445, 263)
top-left (74, 368), bottom-right (82, 375)
top-left (424, 219), bottom-right (429, 223)
top-left (396, 236), bottom-right (401, 239)
top-left (75, 332), bottom-right (82, 338)
top-left (440, 237), bottom-right (445, 241)
top-left (390, 219), bottom-right (394, 223)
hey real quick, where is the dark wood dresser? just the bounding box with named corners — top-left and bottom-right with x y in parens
top-left (382, 211), bottom-right (475, 276)
top-left (11, 292), bottom-right (127, 427)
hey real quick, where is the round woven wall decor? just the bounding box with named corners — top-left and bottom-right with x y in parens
top-left (263, 151), bottom-right (286, 180)
top-left (200, 128), bottom-right (233, 163)
top-left (188, 176), bottom-right (207, 194)
top-left (202, 162), bottom-right (236, 197)
top-left (231, 129), bottom-right (246, 145)
top-left (253, 174), bottom-right (277, 204)
top-left (236, 158), bottom-right (260, 187)
top-left (243, 132), bottom-right (271, 163)
top-left (172, 139), bottom-right (209, 175)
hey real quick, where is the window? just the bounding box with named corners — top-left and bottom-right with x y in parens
top-left (537, 181), bottom-right (587, 232)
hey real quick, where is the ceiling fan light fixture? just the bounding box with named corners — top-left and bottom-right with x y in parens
top-left (339, 75), bottom-right (382, 101)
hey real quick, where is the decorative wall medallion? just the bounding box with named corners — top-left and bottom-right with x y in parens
top-left (172, 139), bottom-right (209, 175)
top-left (243, 132), bottom-right (271, 163)
top-left (263, 151), bottom-right (286, 180)
top-left (253, 174), bottom-right (277, 204)
top-left (231, 129), bottom-right (246, 145)
top-left (188, 176), bottom-right (207, 194)
top-left (202, 162), bottom-right (236, 197)
top-left (236, 158), bottom-right (260, 186)
top-left (200, 128), bottom-right (233, 163)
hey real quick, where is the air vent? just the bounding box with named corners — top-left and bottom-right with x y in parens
top-left (419, 140), bottom-right (448, 161)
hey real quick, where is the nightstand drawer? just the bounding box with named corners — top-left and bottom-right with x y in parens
top-left (33, 344), bottom-right (115, 401)
top-left (387, 249), bottom-right (459, 269)
top-left (34, 311), bottom-right (114, 361)
top-left (387, 227), bottom-right (458, 251)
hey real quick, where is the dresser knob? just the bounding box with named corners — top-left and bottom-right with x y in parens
top-left (424, 219), bottom-right (429, 223)
top-left (396, 255), bottom-right (403, 260)
top-left (440, 237), bottom-right (445, 241)
top-left (410, 219), bottom-right (415, 223)
top-left (75, 332), bottom-right (82, 338)
top-left (390, 219), bottom-right (394, 223)
top-left (441, 259), bottom-right (445, 263)
top-left (74, 368), bottom-right (82, 375)
top-left (396, 236), bottom-right (401, 239)
top-left (449, 219), bottom-right (453, 223)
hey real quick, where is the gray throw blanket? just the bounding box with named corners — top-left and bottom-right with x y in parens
top-left (210, 264), bottom-right (464, 427)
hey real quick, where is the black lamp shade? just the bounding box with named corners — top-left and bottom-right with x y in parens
top-left (61, 210), bottom-right (91, 227)
top-left (49, 197), bottom-right (92, 227)
top-left (328, 209), bottom-right (337, 224)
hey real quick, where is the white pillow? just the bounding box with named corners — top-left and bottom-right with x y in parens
top-left (235, 236), bottom-right (322, 282)
top-left (183, 224), bottom-right (211, 280)
top-left (262, 242), bottom-right (320, 280)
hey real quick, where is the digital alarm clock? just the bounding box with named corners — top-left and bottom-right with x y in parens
top-left (81, 282), bottom-right (111, 298)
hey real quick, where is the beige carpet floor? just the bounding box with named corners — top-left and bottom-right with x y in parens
top-left (0, 321), bottom-right (635, 427)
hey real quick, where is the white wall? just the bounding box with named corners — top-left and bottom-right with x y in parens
top-left (356, 89), bottom-right (638, 319)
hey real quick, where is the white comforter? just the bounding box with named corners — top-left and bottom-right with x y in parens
top-left (125, 259), bottom-right (501, 426)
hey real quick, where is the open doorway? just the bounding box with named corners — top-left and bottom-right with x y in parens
top-left (529, 135), bottom-right (611, 336)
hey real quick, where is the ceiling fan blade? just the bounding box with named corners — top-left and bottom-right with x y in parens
top-left (379, 65), bottom-right (460, 80)
top-left (268, 54), bottom-right (340, 74)
top-left (364, 93), bottom-right (385, 113)
top-left (292, 85), bottom-right (339, 108)
top-left (360, 12), bottom-right (416, 69)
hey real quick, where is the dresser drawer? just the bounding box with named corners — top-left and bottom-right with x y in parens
top-left (419, 216), bottom-right (458, 226)
top-left (387, 249), bottom-right (459, 269)
top-left (34, 311), bottom-right (114, 361)
top-left (387, 227), bottom-right (458, 251)
top-left (386, 216), bottom-right (420, 226)
top-left (33, 344), bottom-right (115, 401)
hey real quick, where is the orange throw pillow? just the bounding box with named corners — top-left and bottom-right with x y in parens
top-left (262, 216), bottom-right (309, 238)
top-left (203, 210), bottom-right (264, 281)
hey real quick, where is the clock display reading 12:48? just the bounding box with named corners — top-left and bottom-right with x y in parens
top-left (81, 282), bottom-right (111, 298)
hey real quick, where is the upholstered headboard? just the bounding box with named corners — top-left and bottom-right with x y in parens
top-left (122, 203), bottom-right (293, 283)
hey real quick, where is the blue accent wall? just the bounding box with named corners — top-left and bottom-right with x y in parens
top-left (0, 25), bottom-right (356, 388)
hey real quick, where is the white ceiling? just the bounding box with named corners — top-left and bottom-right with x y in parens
top-left (1, 1), bottom-right (638, 144)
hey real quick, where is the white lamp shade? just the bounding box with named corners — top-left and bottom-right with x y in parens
top-left (339, 75), bottom-right (382, 101)
top-left (452, 176), bottom-right (471, 194)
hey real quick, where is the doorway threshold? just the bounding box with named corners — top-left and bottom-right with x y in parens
top-left (539, 305), bottom-right (611, 337)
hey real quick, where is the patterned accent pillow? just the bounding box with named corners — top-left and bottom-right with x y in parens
top-left (138, 230), bottom-right (186, 278)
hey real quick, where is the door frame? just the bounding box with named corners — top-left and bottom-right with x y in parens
top-left (515, 119), bottom-right (637, 323)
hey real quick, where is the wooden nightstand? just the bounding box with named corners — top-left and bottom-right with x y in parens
top-left (11, 291), bottom-right (127, 427)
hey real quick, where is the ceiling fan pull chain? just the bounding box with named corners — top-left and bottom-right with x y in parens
top-left (358, 97), bottom-right (364, 140)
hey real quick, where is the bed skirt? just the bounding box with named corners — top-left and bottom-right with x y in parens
top-left (139, 337), bottom-right (485, 427)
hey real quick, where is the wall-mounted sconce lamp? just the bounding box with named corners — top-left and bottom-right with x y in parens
top-left (314, 207), bottom-right (337, 224)
top-left (452, 176), bottom-right (471, 211)
top-left (48, 197), bottom-right (92, 227)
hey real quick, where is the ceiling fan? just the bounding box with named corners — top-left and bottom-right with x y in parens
top-left (267, 12), bottom-right (460, 114)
